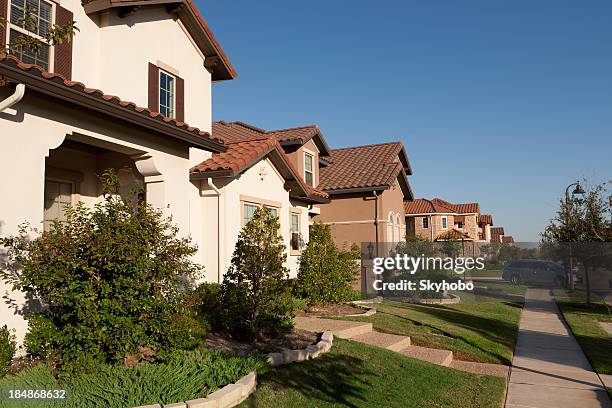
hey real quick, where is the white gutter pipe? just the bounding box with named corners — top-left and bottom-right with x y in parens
top-left (0, 83), bottom-right (26, 112)
top-left (206, 178), bottom-right (223, 284)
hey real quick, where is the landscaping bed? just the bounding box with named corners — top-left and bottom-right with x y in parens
top-left (206, 329), bottom-right (318, 357)
top-left (294, 303), bottom-right (367, 317)
top-left (239, 338), bottom-right (506, 408)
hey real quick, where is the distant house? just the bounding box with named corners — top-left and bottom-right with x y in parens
top-left (405, 198), bottom-right (490, 242)
top-left (490, 227), bottom-right (506, 243)
top-left (313, 142), bottom-right (414, 252)
top-left (502, 236), bottom-right (515, 244)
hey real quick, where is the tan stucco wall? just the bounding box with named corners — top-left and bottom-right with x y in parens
top-left (284, 139), bottom-right (320, 187)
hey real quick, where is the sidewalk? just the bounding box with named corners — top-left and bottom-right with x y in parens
top-left (506, 288), bottom-right (611, 408)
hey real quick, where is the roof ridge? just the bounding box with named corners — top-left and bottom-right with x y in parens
top-left (224, 135), bottom-right (275, 145)
top-left (268, 124), bottom-right (319, 133)
top-left (331, 141), bottom-right (402, 152)
top-left (230, 121), bottom-right (267, 133)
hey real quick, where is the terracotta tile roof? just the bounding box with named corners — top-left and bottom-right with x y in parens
top-left (435, 229), bottom-right (472, 241)
top-left (212, 121), bottom-right (331, 155)
top-left (404, 198), bottom-right (456, 215)
top-left (190, 137), bottom-right (329, 201)
top-left (318, 142), bottom-right (408, 192)
top-left (502, 236), bottom-right (515, 243)
top-left (491, 227), bottom-right (505, 236)
top-left (0, 55), bottom-right (225, 151)
top-left (432, 198), bottom-right (480, 214)
top-left (478, 214), bottom-right (493, 225)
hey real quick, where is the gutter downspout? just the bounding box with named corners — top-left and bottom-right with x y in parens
top-left (373, 191), bottom-right (379, 258)
top-left (0, 83), bottom-right (26, 112)
top-left (206, 178), bottom-right (223, 284)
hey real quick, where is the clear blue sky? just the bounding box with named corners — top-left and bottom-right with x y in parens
top-left (198, 0), bottom-right (612, 241)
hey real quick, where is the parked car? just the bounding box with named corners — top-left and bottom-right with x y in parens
top-left (502, 260), bottom-right (566, 286)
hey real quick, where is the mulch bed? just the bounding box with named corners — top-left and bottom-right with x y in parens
top-left (294, 303), bottom-right (367, 317)
top-left (206, 329), bottom-right (318, 357)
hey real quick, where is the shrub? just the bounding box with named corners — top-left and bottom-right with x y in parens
top-left (219, 207), bottom-right (293, 341)
top-left (0, 349), bottom-right (266, 407)
top-left (0, 170), bottom-right (202, 373)
top-left (296, 223), bottom-right (360, 305)
top-left (186, 282), bottom-right (222, 333)
top-left (0, 325), bottom-right (16, 376)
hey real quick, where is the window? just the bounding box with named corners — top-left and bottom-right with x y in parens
top-left (290, 212), bottom-right (300, 251)
top-left (159, 70), bottom-right (175, 118)
top-left (456, 221), bottom-right (464, 229)
top-left (7, 0), bottom-right (53, 70)
top-left (43, 179), bottom-right (72, 231)
top-left (304, 152), bottom-right (314, 186)
top-left (422, 217), bottom-right (429, 229)
top-left (242, 202), bottom-right (278, 226)
top-left (441, 216), bottom-right (448, 229)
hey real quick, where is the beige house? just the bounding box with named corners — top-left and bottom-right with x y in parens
top-left (404, 198), bottom-right (493, 242)
top-left (313, 142), bottom-right (414, 253)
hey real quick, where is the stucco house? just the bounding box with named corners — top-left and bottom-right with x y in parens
top-left (404, 198), bottom-right (493, 242)
top-left (191, 121), bottom-right (330, 282)
top-left (313, 142), bottom-right (414, 253)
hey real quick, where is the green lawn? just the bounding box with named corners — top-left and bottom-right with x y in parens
top-left (240, 339), bottom-right (506, 408)
top-left (333, 285), bottom-right (525, 364)
top-left (554, 289), bottom-right (612, 375)
top-left (465, 268), bottom-right (503, 278)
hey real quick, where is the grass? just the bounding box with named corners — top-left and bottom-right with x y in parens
top-left (333, 284), bottom-right (526, 364)
top-left (239, 338), bottom-right (506, 408)
top-left (553, 288), bottom-right (612, 375)
top-left (465, 268), bottom-right (503, 278)
top-left (0, 349), bottom-right (265, 408)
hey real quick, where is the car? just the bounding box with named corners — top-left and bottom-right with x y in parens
top-left (502, 259), bottom-right (566, 286)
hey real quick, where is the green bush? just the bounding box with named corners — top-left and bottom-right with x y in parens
top-left (219, 207), bottom-right (293, 341)
top-left (0, 170), bottom-right (202, 373)
top-left (296, 223), bottom-right (360, 305)
top-left (186, 282), bottom-right (222, 332)
top-left (0, 349), bottom-right (266, 408)
top-left (0, 325), bottom-right (16, 376)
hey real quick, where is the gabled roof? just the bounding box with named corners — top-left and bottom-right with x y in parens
top-left (212, 121), bottom-right (331, 156)
top-left (502, 236), bottom-right (515, 243)
top-left (318, 142), bottom-right (413, 199)
top-left (478, 214), bottom-right (493, 225)
top-left (404, 198), bottom-right (456, 215)
top-left (435, 228), bottom-right (473, 241)
top-left (82, 0), bottom-right (236, 81)
top-left (432, 198), bottom-right (480, 214)
top-left (491, 227), bottom-right (505, 236)
top-left (190, 136), bottom-right (329, 203)
top-left (0, 55), bottom-right (225, 151)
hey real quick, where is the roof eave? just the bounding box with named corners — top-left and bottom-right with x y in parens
top-left (324, 185), bottom-right (389, 195)
top-left (0, 61), bottom-right (227, 152)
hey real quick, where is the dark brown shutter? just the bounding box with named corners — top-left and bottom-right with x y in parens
top-left (0, 0), bottom-right (8, 49)
top-left (175, 76), bottom-right (184, 122)
top-left (148, 62), bottom-right (159, 112)
top-left (53, 5), bottom-right (73, 79)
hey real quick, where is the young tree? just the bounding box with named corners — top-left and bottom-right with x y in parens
top-left (219, 206), bottom-right (293, 341)
top-left (296, 223), bottom-right (359, 305)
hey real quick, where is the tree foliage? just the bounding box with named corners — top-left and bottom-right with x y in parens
top-left (0, 170), bottom-right (202, 372)
top-left (218, 206), bottom-right (293, 341)
top-left (296, 223), bottom-right (359, 305)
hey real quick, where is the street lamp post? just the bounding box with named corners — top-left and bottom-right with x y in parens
top-left (565, 181), bottom-right (585, 290)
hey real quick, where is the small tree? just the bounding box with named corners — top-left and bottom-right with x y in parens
top-left (296, 223), bottom-right (359, 305)
top-left (0, 170), bottom-right (202, 372)
top-left (219, 207), bottom-right (293, 341)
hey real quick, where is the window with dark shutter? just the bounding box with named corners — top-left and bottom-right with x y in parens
top-left (148, 63), bottom-right (159, 112)
top-left (175, 76), bottom-right (184, 122)
top-left (53, 5), bottom-right (73, 79)
top-left (148, 62), bottom-right (184, 120)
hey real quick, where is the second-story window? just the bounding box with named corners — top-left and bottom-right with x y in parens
top-left (304, 152), bottom-right (314, 186)
top-left (159, 70), bottom-right (176, 118)
top-left (8, 0), bottom-right (53, 70)
top-left (441, 216), bottom-right (448, 229)
top-left (422, 217), bottom-right (429, 229)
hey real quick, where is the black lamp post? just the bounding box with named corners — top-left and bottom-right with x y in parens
top-left (565, 181), bottom-right (585, 290)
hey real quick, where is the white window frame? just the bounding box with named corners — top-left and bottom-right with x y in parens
top-left (303, 151), bottom-right (314, 187)
top-left (43, 178), bottom-right (75, 231)
top-left (441, 216), bottom-right (448, 230)
top-left (241, 201), bottom-right (280, 227)
top-left (290, 210), bottom-right (301, 255)
top-left (159, 69), bottom-right (176, 118)
top-left (6, 0), bottom-right (55, 71)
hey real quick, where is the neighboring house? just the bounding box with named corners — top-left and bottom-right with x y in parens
top-left (0, 0), bottom-right (237, 345)
top-left (490, 227), bottom-right (506, 243)
top-left (191, 122), bottom-right (329, 281)
top-left (313, 142), bottom-right (414, 253)
top-left (405, 198), bottom-right (492, 242)
top-left (502, 235), bottom-right (515, 244)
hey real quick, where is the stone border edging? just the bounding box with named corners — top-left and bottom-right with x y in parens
top-left (344, 305), bottom-right (376, 317)
top-left (391, 293), bottom-right (461, 304)
top-left (133, 369), bottom-right (257, 408)
top-left (266, 330), bottom-right (334, 366)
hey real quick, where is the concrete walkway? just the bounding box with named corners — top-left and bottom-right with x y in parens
top-left (506, 288), bottom-right (611, 408)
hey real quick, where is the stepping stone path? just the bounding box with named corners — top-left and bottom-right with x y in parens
top-left (294, 315), bottom-right (509, 378)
